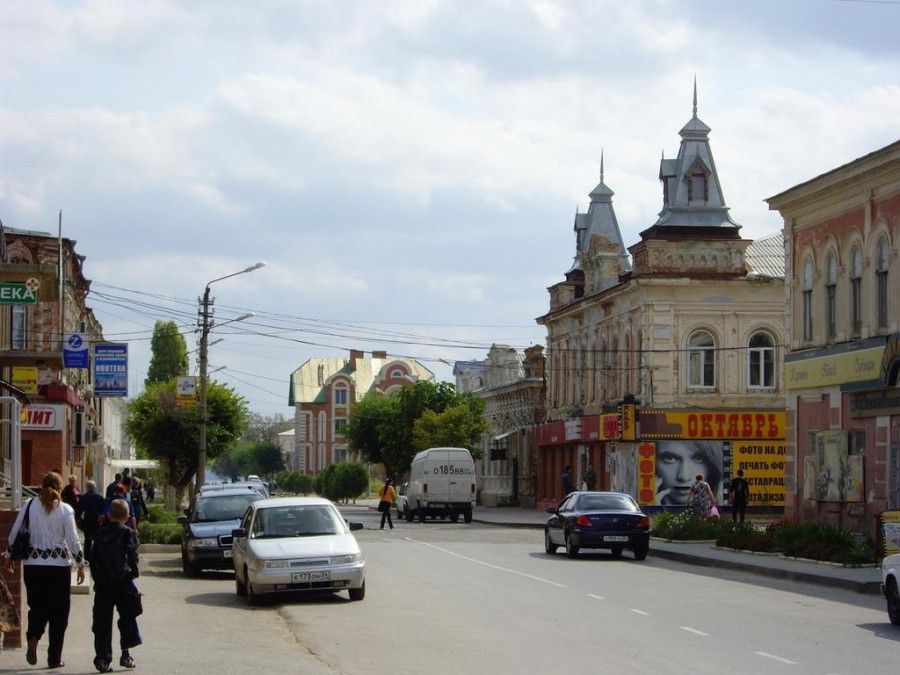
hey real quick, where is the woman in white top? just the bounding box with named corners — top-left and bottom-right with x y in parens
top-left (4, 471), bottom-right (86, 669)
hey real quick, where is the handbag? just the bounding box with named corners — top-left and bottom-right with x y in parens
top-left (119, 583), bottom-right (143, 617)
top-left (9, 500), bottom-right (33, 561)
top-left (377, 500), bottom-right (390, 513)
top-left (710, 504), bottom-right (720, 518)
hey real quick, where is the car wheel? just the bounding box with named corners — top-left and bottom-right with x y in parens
top-left (450, 513), bottom-right (460, 523)
top-left (463, 509), bottom-right (473, 524)
top-left (565, 533), bottom-right (579, 559)
top-left (544, 528), bottom-right (558, 555)
top-left (181, 550), bottom-right (200, 578)
top-left (610, 545), bottom-right (624, 557)
top-left (348, 581), bottom-right (366, 602)
top-left (404, 506), bottom-right (413, 522)
top-left (235, 567), bottom-right (247, 597)
top-left (888, 578), bottom-right (900, 625)
top-left (633, 543), bottom-right (649, 561)
top-left (418, 507), bottom-right (426, 523)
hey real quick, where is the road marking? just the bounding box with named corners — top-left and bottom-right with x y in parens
top-left (754, 651), bottom-right (797, 665)
top-left (409, 539), bottom-right (566, 587)
top-left (629, 608), bottom-right (651, 616)
top-left (679, 626), bottom-right (709, 636)
top-left (587, 594), bottom-right (605, 601)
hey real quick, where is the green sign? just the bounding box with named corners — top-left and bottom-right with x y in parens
top-left (0, 282), bottom-right (38, 305)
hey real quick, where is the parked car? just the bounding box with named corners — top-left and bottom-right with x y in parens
top-left (394, 482), bottom-right (409, 520)
top-left (200, 481), bottom-right (270, 498)
top-left (231, 496), bottom-right (366, 605)
top-left (405, 447), bottom-right (476, 523)
top-left (544, 491), bottom-right (650, 560)
top-left (882, 552), bottom-right (900, 625)
top-left (179, 487), bottom-right (266, 577)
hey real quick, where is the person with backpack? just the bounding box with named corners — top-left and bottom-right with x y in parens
top-left (90, 499), bottom-right (142, 673)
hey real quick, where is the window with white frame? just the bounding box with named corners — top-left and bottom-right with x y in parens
top-left (803, 259), bottom-right (814, 342)
top-left (877, 238), bottom-right (889, 329)
top-left (850, 246), bottom-right (862, 335)
top-left (687, 330), bottom-right (716, 388)
top-left (748, 331), bottom-right (775, 389)
top-left (334, 386), bottom-right (348, 405)
top-left (11, 305), bottom-right (26, 349)
top-left (334, 418), bottom-right (348, 436)
top-left (825, 252), bottom-right (837, 340)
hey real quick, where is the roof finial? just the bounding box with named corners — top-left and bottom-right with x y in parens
top-left (693, 75), bottom-right (698, 118)
top-left (600, 148), bottom-right (605, 183)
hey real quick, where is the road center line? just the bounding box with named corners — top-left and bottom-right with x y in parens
top-left (680, 626), bottom-right (709, 636)
top-left (409, 539), bottom-right (566, 587)
top-left (629, 608), bottom-right (651, 616)
top-left (587, 594), bottom-right (605, 601)
top-left (754, 651), bottom-right (798, 665)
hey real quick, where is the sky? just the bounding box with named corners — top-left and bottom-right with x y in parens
top-left (2, 0), bottom-right (899, 418)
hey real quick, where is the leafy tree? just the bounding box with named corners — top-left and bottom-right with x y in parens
top-left (244, 412), bottom-right (290, 444)
top-left (348, 381), bottom-right (484, 475)
top-left (412, 401), bottom-right (488, 458)
top-left (125, 379), bottom-right (248, 506)
top-left (145, 320), bottom-right (189, 386)
top-left (314, 463), bottom-right (368, 503)
top-left (246, 440), bottom-right (286, 478)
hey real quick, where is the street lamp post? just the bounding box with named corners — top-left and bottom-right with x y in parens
top-left (195, 262), bottom-right (265, 493)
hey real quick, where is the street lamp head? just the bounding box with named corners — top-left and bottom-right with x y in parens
top-left (244, 261), bottom-right (266, 273)
top-left (234, 312), bottom-right (254, 322)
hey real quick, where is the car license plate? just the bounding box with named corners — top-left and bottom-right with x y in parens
top-left (604, 535), bottom-right (629, 542)
top-left (291, 571), bottom-right (331, 582)
top-left (223, 550), bottom-right (232, 558)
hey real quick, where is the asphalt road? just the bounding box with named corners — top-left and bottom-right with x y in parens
top-left (11, 509), bottom-right (898, 675)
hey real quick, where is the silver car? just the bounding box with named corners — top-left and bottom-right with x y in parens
top-left (231, 497), bottom-right (366, 604)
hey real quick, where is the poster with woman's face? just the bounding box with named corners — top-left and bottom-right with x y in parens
top-left (655, 440), bottom-right (724, 506)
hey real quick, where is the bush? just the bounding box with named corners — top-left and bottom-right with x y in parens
top-left (145, 504), bottom-right (178, 524)
top-left (139, 522), bottom-right (181, 545)
top-left (651, 512), bottom-right (732, 540)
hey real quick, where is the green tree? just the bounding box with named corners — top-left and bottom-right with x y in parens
top-left (348, 381), bottom-right (484, 475)
top-left (125, 379), bottom-right (248, 506)
top-left (246, 440), bottom-right (286, 478)
top-left (412, 401), bottom-right (488, 457)
top-left (314, 463), bottom-right (368, 503)
top-left (145, 320), bottom-right (189, 386)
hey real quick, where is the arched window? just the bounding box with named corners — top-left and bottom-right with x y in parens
top-left (687, 330), bottom-right (715, 388)
top-left (825, 252), bottom-right (837, 340)
top-left (803, 259), bottom-right (814, 342)
top-left (850, 246), bottom-right (863, 335)
top-left (333, 385), bottom-right (348, 406)
top-left (748, 332), bottom-right (775, 389)
top-left (877, 238), bottom-right (889, 329)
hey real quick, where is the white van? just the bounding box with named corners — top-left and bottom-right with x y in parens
top-left (405, 447), bottom-right (476, 523)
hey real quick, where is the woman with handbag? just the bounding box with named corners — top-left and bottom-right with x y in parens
top-left (3, 471), bottom-right (86, 669)
top-left (379, 478), bottom-right (396, 530)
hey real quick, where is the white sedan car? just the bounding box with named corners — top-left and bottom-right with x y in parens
top-left (231, 496), bottom-right (366, 604)
top-left (882, 552), bottom-right (900, 625)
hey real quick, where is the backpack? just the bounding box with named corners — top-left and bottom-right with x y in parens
top-left (90, 524), bottom-right (135, 588)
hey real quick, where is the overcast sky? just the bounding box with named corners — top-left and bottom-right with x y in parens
top-left (2, 0), bottom-right (899, 417)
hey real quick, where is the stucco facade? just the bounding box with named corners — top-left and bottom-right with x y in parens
top-left (767, 139), bottom-right (900, 530)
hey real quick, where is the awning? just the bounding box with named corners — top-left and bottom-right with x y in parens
top-left (492, 430), bottom-right (516, 444)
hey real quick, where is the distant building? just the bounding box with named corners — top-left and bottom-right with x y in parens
top-left (536, 87), bottom-right (785, 510)
top-left (767, 139), bottom-right (900, 526)
top-left (288, 349), bottom-right (434, 474)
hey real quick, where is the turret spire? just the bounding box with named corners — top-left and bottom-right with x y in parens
top-left (693, 75), bottom-right (698, 118)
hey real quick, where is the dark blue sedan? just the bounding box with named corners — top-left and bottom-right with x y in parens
top-left (545, 491), bottom-right (650, 560)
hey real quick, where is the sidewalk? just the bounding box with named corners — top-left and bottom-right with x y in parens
top-left (356, 500), bottom-right (883, 596)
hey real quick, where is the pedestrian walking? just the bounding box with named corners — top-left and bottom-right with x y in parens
top-left (686, 473), bottom-right (716, 517)
top-left (379, 479), bottom-right (395, 530)
top-left (77, 480), bottom-right (107, 564)
top-left (144, 479), bottom-right (156, 503)
top-left (128, 479), bottom-right (150, 525)
top-left (3, 471), bottom-right (86, 669)
top-left (103, 483), bottom-right (138, 533)
top-left (562, 465), bottom-right (575, 496)
top-left (729, 469), bottom-right (751, 523)
top-left (61, 475), bottom-right (81, 511)
top-left (105, 473), bottom-right (122, 501)
top-left (583, 464), bottom-right (597, 491)
top-left (90, 499), bottom-right (142, 673)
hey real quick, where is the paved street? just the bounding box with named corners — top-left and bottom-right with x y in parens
top-left (5, 507), bottom-right (897, 674)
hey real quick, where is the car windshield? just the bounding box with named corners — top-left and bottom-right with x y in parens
top-left (193, 493), bottom-right (262, 522)
top-left (252, 505), bottom-right (346, 538)
top-left (576, 494), bottom-right (639, 512)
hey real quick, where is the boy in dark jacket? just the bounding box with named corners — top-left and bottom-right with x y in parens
top-left (90, 499), bottom-right (142, 673)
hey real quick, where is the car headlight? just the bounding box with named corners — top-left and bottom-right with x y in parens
top-left (330, 553), bottom-right (361, 565)
top-left (252, 559), bottom-right (286, 570)
top-left (188, 537), bottom-right (218, 548)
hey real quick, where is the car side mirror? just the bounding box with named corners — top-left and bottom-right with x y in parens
top-left (348, 522), bottom-right (364, 531)
top-left (177, 515), bottom-right (188, 524)
top-left (232, 528), bottom-right (246, 538)
top-left (545, 506), bottom-right (558, 514)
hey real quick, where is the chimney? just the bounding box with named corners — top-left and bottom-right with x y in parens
top-left (349, 349), bottom-right (364, 368)
top-left (372, 351), bottom-right (387, 359)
